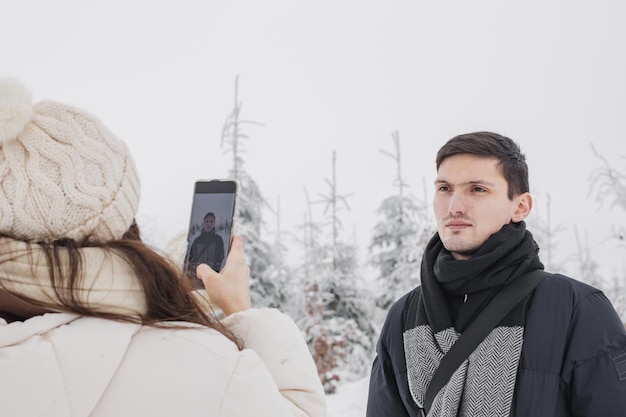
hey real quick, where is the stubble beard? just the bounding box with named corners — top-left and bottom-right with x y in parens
top-left (441, 231), bottom-right (481, 259)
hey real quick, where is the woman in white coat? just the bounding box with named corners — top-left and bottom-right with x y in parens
top-left (0, 79), bottom-right (327, 417)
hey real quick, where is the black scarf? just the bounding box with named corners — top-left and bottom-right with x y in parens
top-left (404, 221), bottom-right (544, 416)
top-left (420, 221), bottom-right (543, 332)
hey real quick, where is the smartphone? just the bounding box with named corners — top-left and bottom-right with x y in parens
top-left (183, 179), bottom-right (238, 287)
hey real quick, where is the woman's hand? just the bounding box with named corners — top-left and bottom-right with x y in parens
top-left (195, 236), bottom-right (251, 316)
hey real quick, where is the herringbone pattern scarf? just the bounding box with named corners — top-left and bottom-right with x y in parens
top-left (404, 222), bottom-right (543, 417)
top-left (405, 324), bottom-right (524, 416)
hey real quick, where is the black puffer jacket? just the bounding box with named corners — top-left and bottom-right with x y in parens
top-left (366, 274), bottom-right (626, 416)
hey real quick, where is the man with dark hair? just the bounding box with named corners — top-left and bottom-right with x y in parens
top-left (187, 212), bottom-right (225, 274)
top-left (366, 131), bottom-right (626, 416)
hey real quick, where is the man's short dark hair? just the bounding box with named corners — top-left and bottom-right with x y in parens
top-left (203, 212), bottom-right (216, 220)
top-left (436, 131), bottom-right (529, 200)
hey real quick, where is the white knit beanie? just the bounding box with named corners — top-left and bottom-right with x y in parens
top-left (0, 79), bottom-right (140, 243)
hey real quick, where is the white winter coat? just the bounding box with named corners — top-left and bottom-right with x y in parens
top-left (0, 238), bottom-right (327, 417)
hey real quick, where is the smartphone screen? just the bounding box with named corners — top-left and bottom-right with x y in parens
top-left (183, 180), bottom-right (237, 287)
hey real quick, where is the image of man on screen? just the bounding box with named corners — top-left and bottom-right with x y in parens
top-left (186, 212), bottom-right (225, 276)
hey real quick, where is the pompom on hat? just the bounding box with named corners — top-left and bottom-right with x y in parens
top-left (0, 79), bottom-right (140, 243)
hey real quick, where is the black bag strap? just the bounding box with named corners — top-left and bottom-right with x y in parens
top-left (421, 269), bottom-right (549, 414)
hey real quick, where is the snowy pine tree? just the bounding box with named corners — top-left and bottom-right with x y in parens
top-left (296, 152), bottom-right (377, 392)
top-left (369, 131), bottom-right (434, 320)
top-left (590, 145), bottom-right (626, 244)
top-left (589, 145), bottom-right (626, 320)
top-left (525, 192), bottom-right (566, 272)
top-left (221, 76), bottom-right (287, 308)
top-left (265, 196), bottom-right (294, 312)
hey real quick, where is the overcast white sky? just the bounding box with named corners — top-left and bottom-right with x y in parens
top-left (2, 0), bottom-right (625, 279)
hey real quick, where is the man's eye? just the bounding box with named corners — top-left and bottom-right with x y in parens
top-left (472, 186), bottom-right (487, 192)
top-left (437, 185), bottom-right (450, 192)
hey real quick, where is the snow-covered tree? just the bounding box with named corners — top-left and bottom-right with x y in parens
top-left (266, 195), bottom-right (296, 316)
top-left (297, 151), bottom-right (376, 392)
top-left (590, 145), bottom-right (626, 244)
top-left (369, 131), bottom-right (434, 319)
top-left (289, 187), bottom-right (328, 326)
top-left (525, 192), bottom-right (566, 272)
top-left (589, 145), bottom-right (626, 320)
top-left (221, 76), bottom-right (287, 308)
top-left (573, 227), bottom-right (602, 287)
top-left (290, 186), bottom-right (343, 393)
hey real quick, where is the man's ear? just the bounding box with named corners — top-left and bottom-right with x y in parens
top-left (512, 192), bottom-right (532, 222)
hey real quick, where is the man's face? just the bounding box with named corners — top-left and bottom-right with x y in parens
top-left (203, 216), bottom-right (215, 232)
top-left (433, 153), bottom-right (530, 260)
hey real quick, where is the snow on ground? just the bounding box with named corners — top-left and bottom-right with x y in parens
top-left (326, 375), bottom-right (370, 417)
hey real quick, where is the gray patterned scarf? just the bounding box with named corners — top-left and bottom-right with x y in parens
top-left (404, 222), bottom-right (543, 416)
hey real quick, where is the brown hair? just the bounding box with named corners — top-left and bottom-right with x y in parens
top-left (436, 131), bottom-right (529, 200)
top-left (33, 221), bottom-right (242, 349)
